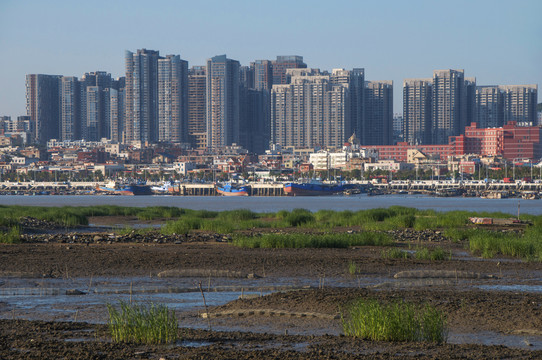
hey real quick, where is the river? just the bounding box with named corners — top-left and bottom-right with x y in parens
top-left (0, 194), bottom-right (539, 215)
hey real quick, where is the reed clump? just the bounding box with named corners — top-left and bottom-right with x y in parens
top-left (381, 248), bottom-right (410, 259)
top-left (342, 299), bottom-right (447, 343)
top-left (107, 301), bottom-right (178, 344)
top-left (468, 229), bottom-right (542, 261)
top-left (0, 226), bottom-right (21, 244)
top-left (233, 232), bottom-right (392, 249)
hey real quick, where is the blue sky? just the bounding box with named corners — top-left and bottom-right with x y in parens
top-left (0, 0), bottom-right (540, 117)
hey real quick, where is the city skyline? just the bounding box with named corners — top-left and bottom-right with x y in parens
top-left (1, 0), bottom-right (540, 118)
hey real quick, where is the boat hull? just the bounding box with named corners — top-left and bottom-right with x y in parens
top-left (96, 185), bottom-right (152, 196)
top-left (284, 182), bottom-right (349, 196)
top-left (215, 184), bottom-right (250, 196)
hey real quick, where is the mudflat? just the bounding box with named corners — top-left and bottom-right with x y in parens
top-left (1, 221), bottom-right (542, 359)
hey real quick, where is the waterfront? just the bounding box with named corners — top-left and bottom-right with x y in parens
top-left (0, 194), bottom-right (540, 215)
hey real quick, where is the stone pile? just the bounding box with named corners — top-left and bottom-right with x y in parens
top-left (20, 231), bottom-right (232, 244)
top-left (388, 229), bottom-right (448, 242)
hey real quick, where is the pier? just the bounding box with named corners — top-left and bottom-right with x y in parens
top-left (1, 180), bottom-right (542, 196)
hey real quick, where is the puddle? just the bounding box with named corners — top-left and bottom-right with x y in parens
top-left (177, 340), bottom-right (213, 348)
top-left (476, 284), bottom-right (542, 293)
top-left (453, 251), bottom-right (523, 263)
top-left (449, 330), bottom-right (542, 350)
top-left (3, 274), bottom-right (542, 351)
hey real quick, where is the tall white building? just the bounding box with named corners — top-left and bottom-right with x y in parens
top-left (158, 54), bottom-right (188, 143)
top-left (271, 68), bottom-right (351, 149)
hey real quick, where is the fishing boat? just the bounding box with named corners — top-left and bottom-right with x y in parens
top-left (283, 180), bottom-right (353, 196)
top-left (96, 181), bottom-right (152, 196)
top-left (215, 183), bottom-right (251, 196)
top-left (151, 181), bottom-right (177, 194)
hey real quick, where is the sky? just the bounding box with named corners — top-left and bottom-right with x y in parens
top-left (0, 0), bottom-right (540, 117)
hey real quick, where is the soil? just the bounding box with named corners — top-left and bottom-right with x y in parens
top-left (1, 216), bottom-right (542, 359)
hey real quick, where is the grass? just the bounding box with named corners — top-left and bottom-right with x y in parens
top-left (381, 247), bottom-right (450, 261)
top-left (0, 226), bottom-right (21, 244)
top-left (381, 248), bottom-right (410, 259)
top-left (414, 247), bottom-right (451, 261)
top-left (348, 261), bottom-right (358, 275)
top-left (468, 229), bottom-right (542, 261)
top-left (232, 232), bottom-right (393, 249)
top-left (342, 299), bottom-right (447, 343)
top-left (107, 301), bottom-right (178, 344)
top-left (3, 205), bottom-right (542, 261)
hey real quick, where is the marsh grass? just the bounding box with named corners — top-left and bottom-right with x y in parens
top-left (348, 261), bottom-right (358, 275)
top-left (107, 301), bottom-right (178, 344)
top-left (0, 226), bottom-right (21, 244)
top-left (233, 232), bottom-right (393, 249)
top-left (468, 229), bottom-right (542, 260)
top-left (342, 299), bottom-right (447, 343)
top-left (381, 248), bottom-right (410, 259)
top-left (413, 247), bottom-right (450, 261)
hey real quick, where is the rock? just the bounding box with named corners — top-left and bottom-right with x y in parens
top-left (66, 289), bottom-right (85, 295)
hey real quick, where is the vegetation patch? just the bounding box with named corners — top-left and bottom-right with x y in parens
top-left (381, 248), bottom-right (410, 259)
top-left (107, 301), bottom-right (178, 344)
top-left (342, 299), bottom-right (447, 343)
top-left (0, 226), bottom-right (21, 244)
top-left (233, 232), bottom-right (393, 249)
top-left (469, 228), bottom-right (542, 261)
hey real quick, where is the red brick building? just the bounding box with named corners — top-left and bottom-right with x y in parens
top-left (364, 143), bottom-right (453, 162)
top-left (453, 122), bottom-right (541, 161)
top-left (368, 122), bottom-right (541, 162)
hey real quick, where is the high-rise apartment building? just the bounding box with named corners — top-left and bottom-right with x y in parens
top-left (330, 68), bottom-right (364, 139)
top-left (158, 54), bottom-right (189, 143)
top-left (253, 60), bottom-right (273, 91)
top-left (125, 49), bottom-right (160, 144)
top-left (271, 56), bottom-right (307, 85)
top-left (25, 74), bottom-right (62, 144)
top-left (239, 87), bottom-right (270, 153)
top-left (476, 86), bottom-right (504, 128)
top-left (271, 68), bottom-right (350, 149)
top-left (403, 78), bottom-right (432, 145)
top-left (85, 86), bottom-right (107, 141)
top-left (475, 84), bottom-right (538, 128)
top-left (79, 71), bottom-right (113, 141)
top-left (465, 77), bottom-right (477, 128)
top-left (206, 55), bottom-right (240, 149)
top-left (364, 80), bottom-right (393, 145)
top-left (109, 87), bottom-right (124, 143)
top-left (188, 66), bottom-right (206, 149)
top-left (501, 85), bottom-right (538, 125)
top-left (239, 59), bottom-right (274, 153)
top-left (431, 69), bottom-right (466, 144)
top-left (239, 65), bottom-right (254, 89)
top-left (393, 113), bottom-right (403, 144)
top-left (60, 76), bottom-right (81, 141)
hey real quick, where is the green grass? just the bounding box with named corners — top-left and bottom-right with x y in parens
top-left (468, 229), bottom-right (542, 260)
top-left (342, 299), bottom-right (447, 343)
top-left (107, 301), bottom-right (178, 344)
top-left (414, 247), bottom-right (450, 261)
top-left (232, 232), bottom-right (393, 249)
top-left (348, 261), bottom-right (358, 275)
top-left (381, 247), bottom-right (450, 260)
top-left (381, 248), bottom-right (410, 259)
top-left (0, 226), bottom-right (21, 244)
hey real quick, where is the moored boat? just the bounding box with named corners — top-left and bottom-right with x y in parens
top-left (284, 181), bottom-right (354, 196)
top-left (215, 183), bottom-right (250, 196)
top-left (96, 181), bottom-right (152, 195)
top-left (151, 181), bottom-right (178, 194)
